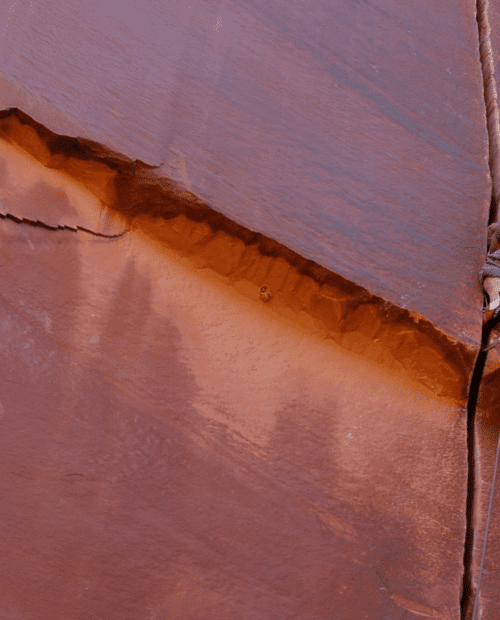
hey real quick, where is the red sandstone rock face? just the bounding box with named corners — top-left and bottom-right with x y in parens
top-left (0, 211), bottom-right (465, 619)
top-left (0, 149), bottom-right (466, 618)
top-left (466, 3), bottom-right (500, 616)
top-left (0, 1), bottom-right (496, 616)
top-left (0, 0), bottom-right (490, 344)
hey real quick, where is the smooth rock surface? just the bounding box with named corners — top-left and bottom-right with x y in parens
top-left (0, 144), bottom-right (467, 619)
top-left (0, 0), bottom-right (491, 343)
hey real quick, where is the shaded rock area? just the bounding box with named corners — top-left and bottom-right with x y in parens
top-left (0, 0), bottom-right (491, 343)
top-left (0, 141), bottom-right (467, 619)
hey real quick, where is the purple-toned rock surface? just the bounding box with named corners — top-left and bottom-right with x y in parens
top-left (0, 0), bottom-right (491, 343)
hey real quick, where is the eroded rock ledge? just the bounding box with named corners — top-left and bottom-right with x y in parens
top-left (0, 107), bottom-right (476, 401)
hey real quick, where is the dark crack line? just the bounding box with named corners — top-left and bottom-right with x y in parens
top-left (0, 212), bottom-right (129, 238)
top-left (461, 310), bottom-right (500, 620)
top-left (460, 0), bottom-right (500, 616)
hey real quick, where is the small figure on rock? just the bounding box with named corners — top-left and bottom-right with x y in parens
top-left (259, 285), bottom-right (272, 302)
top-left (480, 221), bottom-right (500, 323)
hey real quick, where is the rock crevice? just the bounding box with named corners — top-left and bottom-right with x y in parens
top-left (0, 211), bottom-right (128, 238)
top-left (461, 1), bottom-right (500, 617)
top-left (478, 0), bottom-right (500, 222)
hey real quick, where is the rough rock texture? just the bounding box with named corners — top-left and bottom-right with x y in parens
top-left (0, 120), bottom-right (477, 402)
top-left (0, 0), bottom-right (491, 344)
top-left (461, 2), bottom-right (500, 617)
top-left (0, 141), bottom-right (467, 619)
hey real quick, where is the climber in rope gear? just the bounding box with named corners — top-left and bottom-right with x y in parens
top-left (479, 221), bottom-right (500, 326)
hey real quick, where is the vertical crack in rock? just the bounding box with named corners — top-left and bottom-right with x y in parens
top-left (461, 2), bottom-right (500, 617)
top-left (477, 0), bottom-right (500, 222)
top-left (461, 324), bottom-right (489, 619)
top-left (462, 313), bottom-right (500, 619)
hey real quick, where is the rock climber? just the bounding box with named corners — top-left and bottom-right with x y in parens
top-left (480, 221), bottom-right (500, 323)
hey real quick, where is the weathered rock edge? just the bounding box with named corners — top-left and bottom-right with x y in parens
top-left (0, 107), bottom-right (476, 401)
top-left (478, 0), bottom-right (500, 218)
